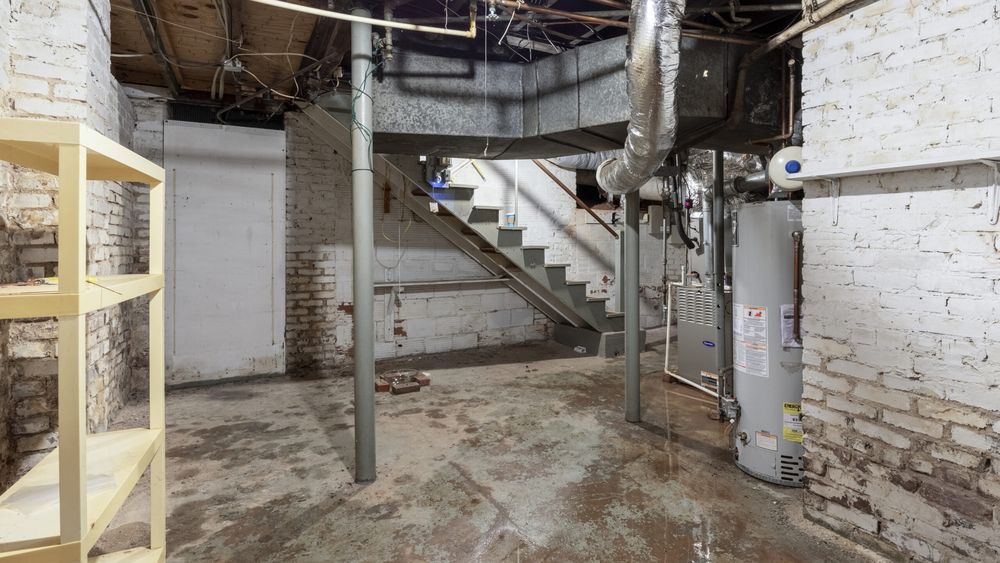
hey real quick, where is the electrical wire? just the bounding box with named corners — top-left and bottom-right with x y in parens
top-left (212, 0), bottom-right (230, 56)
top-left (418, 0), bottom-right (530, 62)
top-left (285, 14), bottom-right (301, 98)
top-left (498, 3), bottom-right (518, 45)
top-left (242, 67), bottom-right (299, 99)
top-left (350, 43), bottom-right (384, 172)
top-left (538, 26), bottom-right (561, 53)
top-left (111, 2), bottom-right (236, 45)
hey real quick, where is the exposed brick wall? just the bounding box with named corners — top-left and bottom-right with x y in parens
top-left (125, 88), bottom-right (168, 388)
top-left (799, 1), bottom-right (1000, 559)
top-left (0, 0), bottom-right (143, 485)
top-left (284, 112), bottom-right (551, 371)
top-left (0, 0), bottom-right (15, 489)
top-left (801, 0), bottom-right (1000, 171)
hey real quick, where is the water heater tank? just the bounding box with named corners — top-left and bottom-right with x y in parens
top-left (731, 200), bottom-right (804, 486)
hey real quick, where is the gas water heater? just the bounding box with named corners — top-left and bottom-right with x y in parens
top-left (731, 200), bottom-right (805, 486)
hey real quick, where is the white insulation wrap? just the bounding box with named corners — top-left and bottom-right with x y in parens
top-left (596, 0), bottom-right (685, 195)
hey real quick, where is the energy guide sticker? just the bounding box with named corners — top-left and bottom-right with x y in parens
top-left (783, 402), bottom-right (803, 443)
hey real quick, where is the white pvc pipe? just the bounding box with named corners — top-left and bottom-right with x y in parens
top-left (248, 0), bottom-right (477, 38)
top-left (514, 160), bottom-right (519, 225)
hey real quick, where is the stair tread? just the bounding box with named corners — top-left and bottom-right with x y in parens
top-left (587, 296), bottom-right (610, 302)
top-left (606, 311), bottom-right (624, 318)
top-left (498, 226), bottom-right (527, 231)
top-left (565, 280), bottom-right (589, 285)
top-left (448, 183), bottom-right (479, 189)
top-left (522, 246), bottom-right (549, 250)
top-left (544, 263), bottom-right (571, 268)
top-left (472, 205), bottom-right (502, 210)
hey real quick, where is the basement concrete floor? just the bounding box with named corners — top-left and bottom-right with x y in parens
top-left (96, 341), bottom-right (883, 562)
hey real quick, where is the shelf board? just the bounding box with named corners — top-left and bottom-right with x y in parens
top-left (0, 428), bottom-right (163, 554)
top-left (0, 274), bottom-right (163, 320)
top-left (789, 151), bottom-right (1000, 180)
top-left (0, 118), bottom-right (164, 185)
top-left (89, 547), bottom-right (164, 563)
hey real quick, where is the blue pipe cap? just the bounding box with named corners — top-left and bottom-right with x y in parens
top-left (784, 160), bottom-right (802, 174)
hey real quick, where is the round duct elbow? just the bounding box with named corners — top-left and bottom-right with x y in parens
top-left (595, 0), bottom-right (685, 196)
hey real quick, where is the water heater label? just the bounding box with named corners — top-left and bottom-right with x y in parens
top-left (783, 402), bottom-right (803, 443)
top-left (755, 431), bottom-right (778, 451)
top-left (734, 304), bottom-right (768, 378)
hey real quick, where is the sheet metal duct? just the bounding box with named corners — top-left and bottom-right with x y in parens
top-left (596, 0), bottom-right (685, 196)
top-left (312, 35), bottom-right (784, 157)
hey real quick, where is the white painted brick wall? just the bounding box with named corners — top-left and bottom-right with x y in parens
top-left (801, 0), bottom-right (1000, 171)
top-left (452, 160), bottom-right (683, 328)
top-left (800, 2), bottom-right (1000, 558)
top-left (284, 113), bottom-right (551, 370)
top-left (1, 0), bottom-right (142, 485)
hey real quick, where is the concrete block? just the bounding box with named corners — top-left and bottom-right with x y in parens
top-left (486, 310), bottom-right (511, 330)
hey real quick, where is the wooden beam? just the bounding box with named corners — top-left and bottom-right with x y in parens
top-left (229, 0), bottom-right (245, 51)
top-left (298, 1), bottom-right (347, 75)
top-left (130, 0), bottom-right (182, 96)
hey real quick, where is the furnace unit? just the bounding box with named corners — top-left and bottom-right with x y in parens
top-left (675, 285), bottom-right (732, 393)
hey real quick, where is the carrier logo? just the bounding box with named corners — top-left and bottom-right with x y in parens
top-left (702, 340), bottom-right (716, 348)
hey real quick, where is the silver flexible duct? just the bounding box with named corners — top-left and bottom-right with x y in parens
top-left (550, 149), bottom-right (623, 171)
top-left (596, 0), bottom-right (685, 195)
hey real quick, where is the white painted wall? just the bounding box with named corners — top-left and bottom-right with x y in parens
top-left (164, 121), bottom-right (286, 384)
top-left (451, 158), bottom-right (684, 327)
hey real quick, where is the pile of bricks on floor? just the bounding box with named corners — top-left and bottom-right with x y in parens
top-left (376, 370), bottom-right (431, 395)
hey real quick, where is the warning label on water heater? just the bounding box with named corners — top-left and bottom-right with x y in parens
top-left (734, 304), bottom-right (768, 378)
top-left (783, 402), bottom-right (803, 443)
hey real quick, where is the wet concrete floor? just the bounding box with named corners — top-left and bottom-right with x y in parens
top-left (97, 341), bottom-right (883, 562)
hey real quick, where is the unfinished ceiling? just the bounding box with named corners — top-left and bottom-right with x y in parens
top-left (109, 1), bottom-right (803, 117)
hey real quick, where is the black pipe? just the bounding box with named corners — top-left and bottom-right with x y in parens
top-left (674, 208), bottom-right (696, 249)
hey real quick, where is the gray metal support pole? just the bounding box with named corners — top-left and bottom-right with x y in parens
top-left (712, 150), bottom-right (727, 412)
top-left (624, 190), bottom-right (641, 423)
top-left (351, 9), bottom-right (376, 483)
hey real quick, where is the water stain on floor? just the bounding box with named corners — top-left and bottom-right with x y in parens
top-left (96, 341), bottom-right (883, 562)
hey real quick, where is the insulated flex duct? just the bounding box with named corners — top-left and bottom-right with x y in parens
top-left (596, 0), bottom-right (685, 195)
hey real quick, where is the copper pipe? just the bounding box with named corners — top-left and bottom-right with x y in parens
top-left (691, 3), bottom-right (802, 13)
top-left (791, 231), bottom-right (803, 344)
top-left (727, 0), bottom-right (857, 130)
top-left (585, 0), bottom-right (630, 9)
top-left (682, 19), bottom-right (726, 32)
top-left (748, 57), bottom-right (797, 146)
top-left (492, 0), bottom-right (629, 29)
top-left (681, 30), bottom-right (762, 46)
top-left (532, 160), bottom-right (619, 239)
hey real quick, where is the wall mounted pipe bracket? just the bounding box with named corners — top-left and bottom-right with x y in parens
top-left (980, 159), bottom-right (1000, 225)
top-left (823, 178), bottom-right (840, 226)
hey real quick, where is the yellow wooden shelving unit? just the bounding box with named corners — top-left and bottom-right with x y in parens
top-left (0, 119), bottom-right (166, 563)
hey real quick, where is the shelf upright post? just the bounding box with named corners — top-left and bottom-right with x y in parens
top-left (148, 180), bottom-right (167, 554)
top-left (56, 143), bottom-right (88, 557)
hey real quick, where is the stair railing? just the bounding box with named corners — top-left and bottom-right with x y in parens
top-left (531, 159), bottom-right (620, 239)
